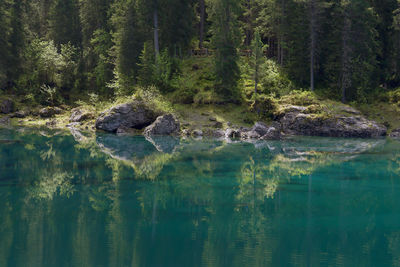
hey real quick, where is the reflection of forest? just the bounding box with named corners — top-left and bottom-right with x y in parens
top-left (0, 128), bottom-right (400, 266)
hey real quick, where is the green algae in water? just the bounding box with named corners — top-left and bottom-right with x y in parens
top-left (0, 128), bottom-right (400, 267)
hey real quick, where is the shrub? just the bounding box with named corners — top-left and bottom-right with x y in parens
top-left (279, 90), bottom-right (319, 106)
top-left (389, 88), bottom-right (400, 106)
top-left (249, 93), bottom-right (277, 119)
top-left (134, 86), bottom-right (173, 114)
top-left (193, 90), bottom-right (220, 105)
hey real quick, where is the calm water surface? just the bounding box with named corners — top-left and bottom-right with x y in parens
top-left (0, 127), bottom-right (400, 267)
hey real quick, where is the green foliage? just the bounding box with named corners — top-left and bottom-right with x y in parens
top-left (137, 41), bottom-right (155, 87)
top-left (40, 85), bottom-right (57, 106)
top-left (210, 0), bottom-right (241, 100)
top-left (134, 86), bottom-right (173, 114)
top-left (248, 93), bottom-right (277, 119)
top-left (154, 50), bottom-right (180, 92)
top-left (48, 0), bottom-right (82, 47)
top-left (389, 88), bottom-right (400, 106)
top-left (193, 90), bottom-right (220, 105)
top-left (279, 90), bottom-right (319, 106)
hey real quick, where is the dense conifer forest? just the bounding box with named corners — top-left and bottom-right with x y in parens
top-left (1, 0), bottom-right (400, 115)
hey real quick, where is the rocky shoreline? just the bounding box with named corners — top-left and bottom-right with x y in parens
top-left (1, 98), bottom-right (398, 139)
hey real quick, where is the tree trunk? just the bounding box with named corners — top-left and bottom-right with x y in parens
top-left (341, 6), bottom-right (351, 103)
top-left (153, 7), bottom-right (160, 57)
top-left (309, 0), bottom-right (316, 91)
top-left (199, 0), bottom-right (205, 49)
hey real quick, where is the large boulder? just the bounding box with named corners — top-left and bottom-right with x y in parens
top-left (0, 99), bottom-right (14, 114)
top-left (70, 108), bottom-right (95, 122)
top-left (95, 101), bottom-right (158, 132)
top-left (279, 107), bottom-right (386, 138)
top-left (144, 114), bottom-right (180, 136)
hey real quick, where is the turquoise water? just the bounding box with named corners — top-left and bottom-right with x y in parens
top-left (1, 127), bottom-right (400, 267)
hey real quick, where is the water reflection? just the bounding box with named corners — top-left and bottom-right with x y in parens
top-left (0, 128), bottom-right (400, 266)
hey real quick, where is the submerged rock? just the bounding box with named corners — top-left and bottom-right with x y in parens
top-left (278, 107), bottom-right (386, 138)
top-left (95, 101), bottom-right (158, 132)
top-left (144, 114), bottom-right (180, 136)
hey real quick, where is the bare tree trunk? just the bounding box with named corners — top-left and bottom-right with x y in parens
top-left (341, 5), bottom-right (351, 103)
top-left (199, 0), bottom-right (205, 49)
top-left (153, 7), bottom-right (159, 57)
top-left (309, 0), bottom-right (316, 91)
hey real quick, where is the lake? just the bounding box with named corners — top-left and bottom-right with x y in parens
top-left (0, 127), bottom-right (400, 267)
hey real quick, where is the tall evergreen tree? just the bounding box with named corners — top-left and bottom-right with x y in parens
top-left (49, 0), bottom-right (82, 48)
top-left (110, 0), bottom-right (143, 92)
top-left (210, 0), bottom-right (241, 99)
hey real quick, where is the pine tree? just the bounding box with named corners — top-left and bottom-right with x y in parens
top-left (49, 0), bottom-right (82, 48)
top-left (251, 30), bottom-right (265, 95)
top-left (110, 0), bottom-right (143, 92)
top-left (210, 0), bottom-right (241, 99)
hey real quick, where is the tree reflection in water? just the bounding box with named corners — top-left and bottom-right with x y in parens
top-left (0, 127), bottom-right (399, 266)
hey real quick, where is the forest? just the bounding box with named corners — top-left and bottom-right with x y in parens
top-left (1, 0), bottom-right (400, 109)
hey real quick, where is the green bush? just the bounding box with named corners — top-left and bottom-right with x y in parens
top-left (249, 93), bottom-right (277, 119)
top-left (279, 90), bottom-right (319, 106)
top-left (193, 90), bottom-right (220, 105)
top-left (389, 88), bottom-right (400, 106)
top-left (134, 86), bottom-right (173, 114)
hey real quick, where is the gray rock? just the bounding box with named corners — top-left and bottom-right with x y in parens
top-left (390, 128), bottom-right (400, 138)
top-left (279, 109), bottom-right (386, 138)
top-left (241, 130), bottom-right (261, 139)
top-left (252, 122), bottom-right (269, 136)
top-left (70, 108), bottom-right (94, 122)
top-left (0, 116), bottom-right (10, 125)
top-left (225, 128), bottom-right (241, 139)
top-left (54, 107), bottom-right (63, 114)
top-left (46, 119), bottom-right (57, 127)
top-left (212, 129), bottom-right (226, 138)
top-left (260, 127), bottom-right (281, 140)
top-left (181, 129), bottom-right (191, 136)
top-left (144, 114), bottom-right (180, 136)
top-left (39, 107), bottom-right (57, 118)
top-left (192, 129), bottom-right (203, 137)
top-left (67, 122), bottom-right (80, 128)
top-left (95, 101), bottom-right (158, 132)
top-left (213, 121), bottom-right (223, 128)
top-left (0, 99), bottom-right (14, 114)
top-left (11, 110), bottom-right (29, 118)
top-left (209, 117), bottom-right (217, 122)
